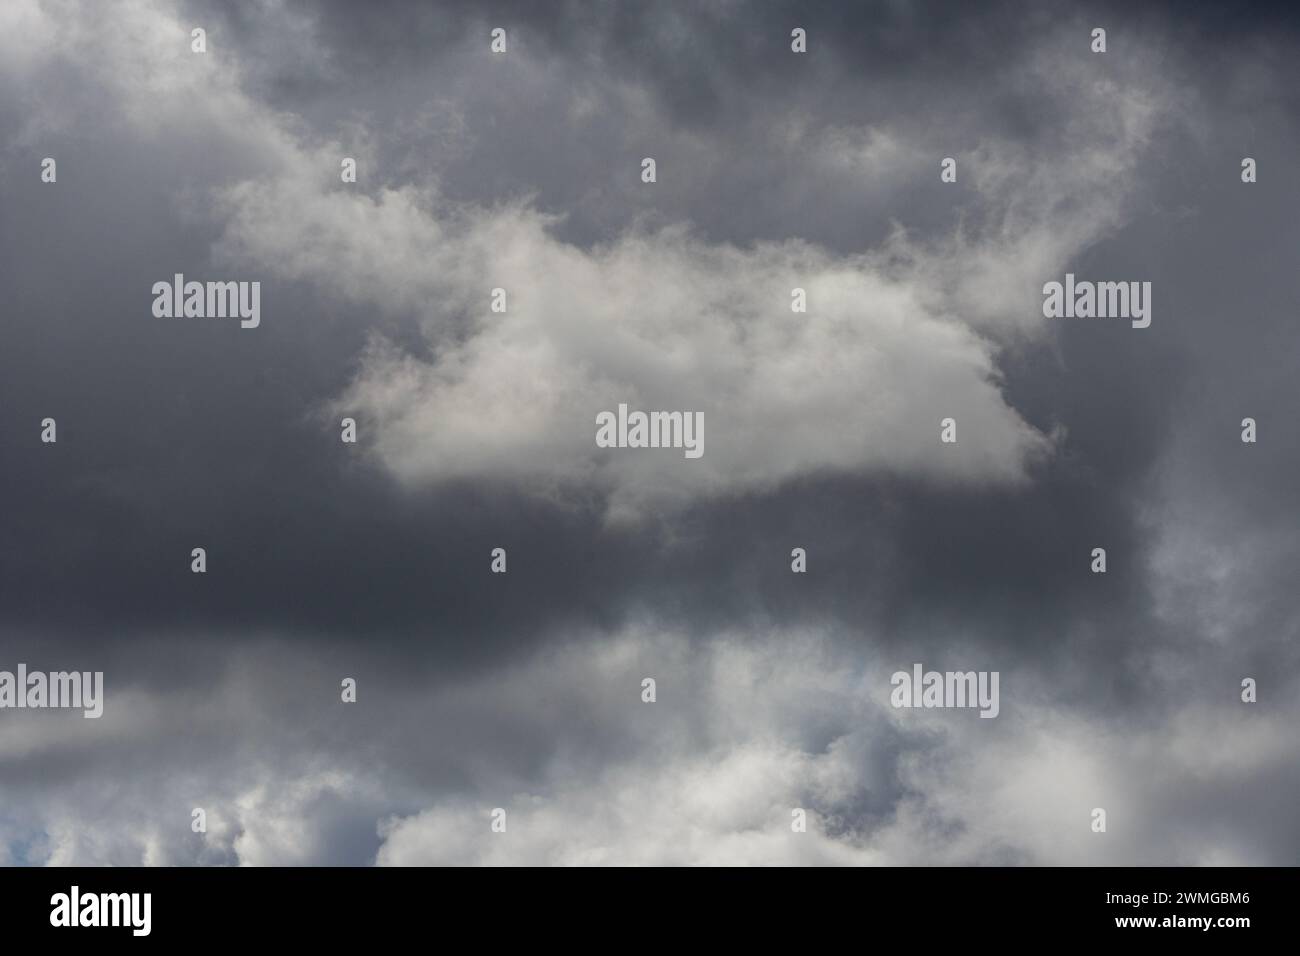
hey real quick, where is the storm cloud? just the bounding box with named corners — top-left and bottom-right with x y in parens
top-left (0, 0), bottom-right (1297, 866)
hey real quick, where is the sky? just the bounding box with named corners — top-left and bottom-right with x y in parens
top-left (0, 0), bottom-right (1297, 865)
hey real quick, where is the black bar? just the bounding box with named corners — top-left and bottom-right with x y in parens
top-left (0, 866), bottom-right (1288, 943)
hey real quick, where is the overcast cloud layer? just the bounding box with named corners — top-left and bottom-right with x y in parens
top-left (0, 0), bottom-right (1297, 866)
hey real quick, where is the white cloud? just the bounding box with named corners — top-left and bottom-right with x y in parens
top-left (0, 0), bottom-right (1173, 521)
top-left (200, 39), bottom-right (1173, 520)
top-left (371, 626), bottom-right (1299, 865)
top-left (0, 624), bottom-right (1291, 866)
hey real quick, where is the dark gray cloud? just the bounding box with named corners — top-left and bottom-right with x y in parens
top-left (0, 0), bottom-right (1296, 865)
